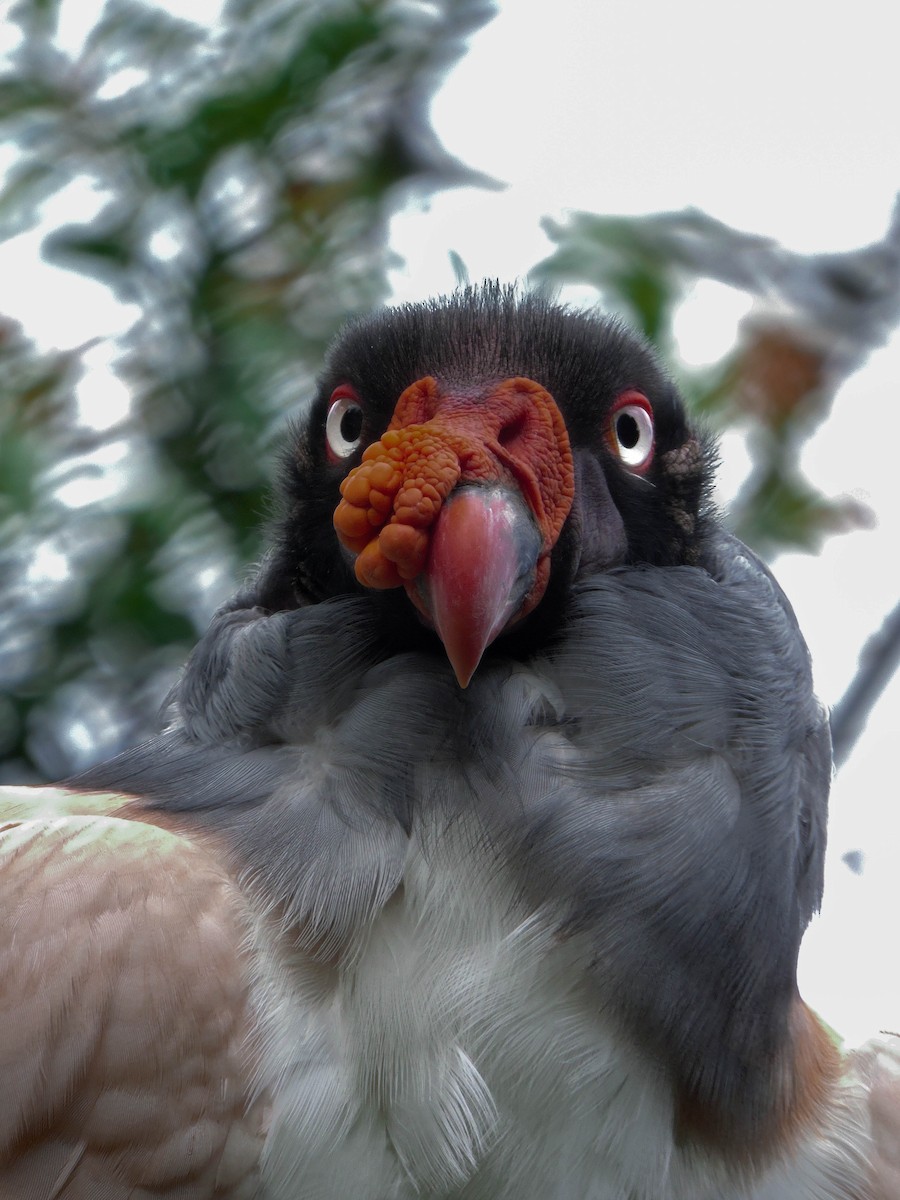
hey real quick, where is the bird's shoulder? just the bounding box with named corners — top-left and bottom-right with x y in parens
top-left (0, 784), bottom-right (266, 1198)
top-left (744, 1032), bottom-right (900, 1200)
top-left (847, 1035), bottom-right (900, 1200)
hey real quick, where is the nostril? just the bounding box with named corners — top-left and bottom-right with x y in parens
top-left (498, 414), bottom-right (527, 448)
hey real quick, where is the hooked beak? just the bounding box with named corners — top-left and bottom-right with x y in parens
top-left (409, 485), bottom-right (543, 687)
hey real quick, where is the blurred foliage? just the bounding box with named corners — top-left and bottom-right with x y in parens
top-left (533, 206), bottom-right (900, 552)
top-left (3, 1), bottom-right (899, 786)
top-left (0, 0), bottom-right (491, 782)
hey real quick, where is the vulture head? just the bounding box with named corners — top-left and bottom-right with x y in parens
top-left (262, 284), bottom-right (713, 684)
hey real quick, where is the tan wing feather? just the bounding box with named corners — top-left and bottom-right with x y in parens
top-left (0, 787), bottom-right (267, 1199)
top-left (847, 1036), bottom-right (900, 1200)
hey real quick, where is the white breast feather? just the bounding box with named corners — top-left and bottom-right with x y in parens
top-left (248, 812), bottom-right (708, 1200)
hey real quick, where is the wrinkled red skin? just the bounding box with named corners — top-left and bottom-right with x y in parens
top-left (334, 375), bottom-right (575, 684)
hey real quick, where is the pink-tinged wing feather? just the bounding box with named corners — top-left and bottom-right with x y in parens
top-left (849, 1036), bottom-right (900, 1199)
top-left (0, 787), bottom-right (267, 1199)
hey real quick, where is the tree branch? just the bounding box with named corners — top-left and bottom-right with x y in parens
top-left (830, 598), bottom-right (900, 768)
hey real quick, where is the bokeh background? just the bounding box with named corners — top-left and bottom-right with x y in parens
top-left (1, 0), bottom-right (898, 1041)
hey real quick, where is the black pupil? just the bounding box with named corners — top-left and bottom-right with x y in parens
top-left (340, 405), bottom-right (363, 444)
top-left (616, 412), bottom-right (640, 449)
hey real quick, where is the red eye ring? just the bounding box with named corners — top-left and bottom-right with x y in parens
top-left (325, 385), bottom-right (365, 464)
top-left (606, 391), bottom-right (654, 473)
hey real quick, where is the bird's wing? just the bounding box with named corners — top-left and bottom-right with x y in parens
top-left (742, 1032), bottom-right (900, 1200)
top-left (0, 785), bottom-right (266, 1200)
top-left (849, 1036), bottom-right (900, 1200)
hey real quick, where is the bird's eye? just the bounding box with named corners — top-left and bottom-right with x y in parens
top-left (325, 386), bottom-right (365, 462)
top-left (607, 392), bottom-right (654, 472)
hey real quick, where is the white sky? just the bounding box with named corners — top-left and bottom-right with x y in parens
top-left (1, 0), bottom-right (898, 1043)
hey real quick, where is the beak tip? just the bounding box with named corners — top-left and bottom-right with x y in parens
top-left (435, 617), bottom-right (482, 689)
top-left (450, 659), bottom-right (476, 690)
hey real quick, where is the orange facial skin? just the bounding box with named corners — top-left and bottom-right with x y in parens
top-left (333, 375), bottom-right (575, 683)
